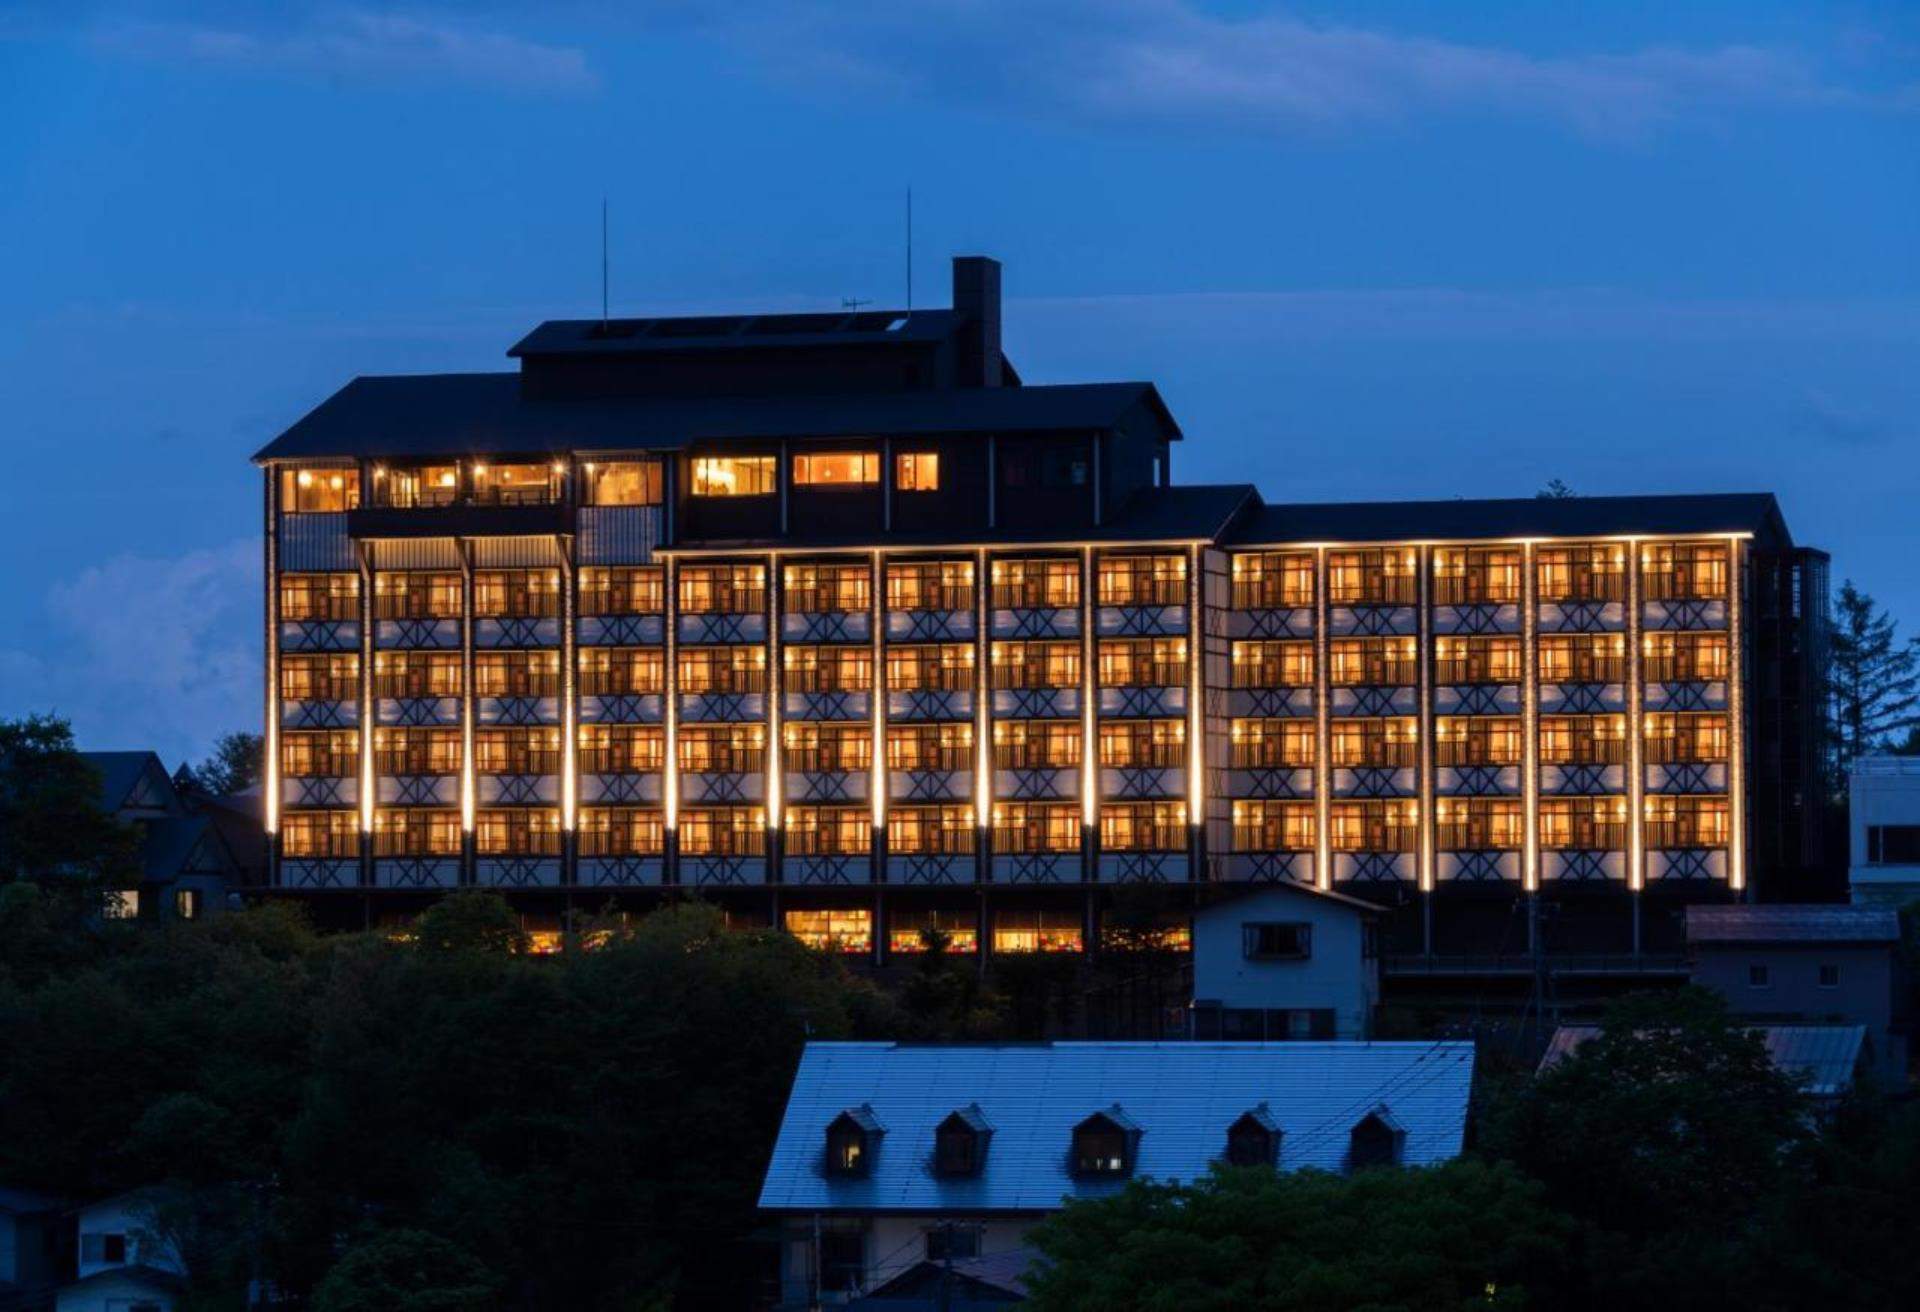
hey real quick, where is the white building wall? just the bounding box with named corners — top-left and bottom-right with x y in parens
top-left (1191, 887), bottom-right (1377, 1038)
top-left (74, 1196), bottom-right (181, 1280)
top-left (1850, 755), bottom-right (1920, 907)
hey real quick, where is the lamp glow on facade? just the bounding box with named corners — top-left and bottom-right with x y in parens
top-left (1080, 546), bottom-right (1098, 831)
top-left (869, 550), bottom-right (886, 833)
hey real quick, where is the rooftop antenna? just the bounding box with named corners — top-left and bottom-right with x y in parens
top-left (842, 297), bottom-right (872, 311)
top-left (600, 197), bottom-right (609, 325)
top-left (906, 186), bottom-right (913, 312)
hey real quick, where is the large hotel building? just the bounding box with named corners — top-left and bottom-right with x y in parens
top-left (255, 257), bottom-right (1827, 969)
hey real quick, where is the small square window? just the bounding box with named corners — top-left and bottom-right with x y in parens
top-left (1748, 964), bottom-right (1771, 988)
top-left (1243, 922), bottom-right (1311, 960)
top-left (926, 1225), bottom-right (980, 1262)
top-left (1818, 964), bottom-right (1839, 988)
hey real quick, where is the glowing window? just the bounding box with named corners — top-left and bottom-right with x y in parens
top-left (281, 467), bottom-right (359, 513)
top-left (690, 456), bottom-right (776, 497)
top-left (587, 461), bottom-right (662, 506)
top-left (785, 908), bottom-right (872, 953)
top-left (794, 452), bottom-right (879, 487)
top-left (897, 451), bottom-right (940, 491)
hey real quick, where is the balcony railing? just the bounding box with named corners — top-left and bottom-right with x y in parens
top-left (991, 583), bottom-right (1079, 609)
top-left (475, 749), bottom-right (562, 776)
top-left (1101, 662), bottom-right (1187, 689)
top-left (681, 588), bottom-right (767, 615)
top-left (1644, 821), bottom-right (1729, 848)
top-left (784, 745), bottom-right (871, 773)
top-left (890, 584), bottom-right (976, 612)
top-left (1099, 579), bottom-right (1186, 607)
top-left (889, 745), bottom-right (973, 772)
top-left (679, 748), bottom-right (767, 774)
top-left (1230, 829), bottom-right (1315, 853)
top-left (1229, 743), bottom-right (1312, 769)
top-left (578, 748), bottom-right (664, 774)
top-left (1231, 582), bottom-right (1312, 610)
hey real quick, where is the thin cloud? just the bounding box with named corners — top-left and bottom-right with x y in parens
top-left (97, 9), bottom-right (598, 96)
top-left (707, 0), bottom-right (1898, 139)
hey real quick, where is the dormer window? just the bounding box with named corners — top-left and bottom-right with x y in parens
top-left (933, 1105), bottom-right (993, 1178)
top-left (1071, 1106), bottom-right (1141, 1178)
top-left (1225, 1104), bottom-right (1281, 1168)
top-left (824, 1105), bottom-right (884, 1178)
top-left (1346, 1105), bottom-right (1405, 1173)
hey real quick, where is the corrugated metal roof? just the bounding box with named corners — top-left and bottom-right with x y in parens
top-left (1540, 1024), bottom-right (1865, 1097)
top-left (1227, 492), bottom-right (1784, 546)
top-left (1685, 905), bottom-right (1901, 945)
top-left (253, 375), bottom-right (1179, 462)
top-left (508, 309), bottom-right (963, 357)
top-left (759, 1041), bottom-right (1475, 1214)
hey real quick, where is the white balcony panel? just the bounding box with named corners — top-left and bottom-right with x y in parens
top-left (1225, 608), bottom-right (1313, 640)
top-left (679, 772), bottom-right (764, 803)
top-left (1538, 764), bottom-right (1626, 795)
top-left (580, 773), bottom-right (662, 804)
top-left (1097, 852), bottom-right (1188, 882)
top-left (888, 854), bottom-right (974, 885)
top-left (1642, 599), bottom-right (1728, 631)
top-left (1538, 601), bottom-right (1626, 633)
top-left (1645, 762), bottom-right (1729, 794)
top-left (890, 770), bottom-right (971, 803)
top-left (1330, 686), bottom-right (1417, 717)
top-left (375, 618), bottom-right (459, 649)
top-left (1331, 767), bottom-right (1418, 798)
top-left (1095, 605), bottom-right (1187, 637)
top-left (476, 696), bottom-right (561, 726)
top-left (474, 617), bottom-right (561, 649)
top-left (677, 692), bottom-right (766, 723)
top-left (784, 855), bottom-right (870, 886)
top-left (1435, 685), bottom-right (1522, 715)
top-left (376, 697), bottom-right (461, 726)
top-left (1644, 681), bottom-right (1729, 712)
top-left (1327, 606), bottom-right (1416, 637)
top-left (783, 690), bottom-right (871, 722)
top-left (1536, 683), bottom-right (1624, 714)
top-left (1225, 766), bottom-right (1314, 799)
top-left (677, 612), bottom-right (767, 645)
top-left (1431, 603), bottom-right (1522, 636)
top-left (578, 856), bottom-right (665, 886)
top-left (991, 687), bottom-right (1079, 719)
top-left (995, 767), bottom-right (1079, 801)
top-left (681, 855), bottom-right (768, 886)
top-left (282, 776), bottom-right (356, 807)
top-left (373, 857), bottom-right (459, 889)
top-left (475, 774), bottom-right (559, 805)
top-left (1097, 686), bottom-right (1186, 717)
top-left (475, 857), bottom-right (562, 887)
top-left (990, 853), bottom-right (1080, 884)
top-left (1647, 848), bottom-right (1728, 880)
top-left (785, 772), bottom-right (868, 803)
top-left (1542, 850), bottom-right (1627, 881)
top-left (281, 700), bottom-right (358, 730)
top-left (1436, 850), bottom-right (1521, 881)
top-left (281, 619), bottom-right (360, 651)
top-left (377, 775), bottom-right (459, 806)
top-left (886, 610), bottom-right (974, 642)
top-left (782, 611), bottom-right (871, 643)
top-left (888, 689), bottom-right (973, 721)
top-left (578, 615), bottom-right (665, 646)
top-left (1226, 687), bottom-right (1313, 718)
top-left (1434, 765), bottom-right (1523, 796)
top-left (990, 608), bottom-right (1079, 639)
top-left (1218, 852), bottom-right (1315, 884)
top-left (1099, 766), bottom-right (1185, 799)
top-left (579, 694), bottom-right (666, 724)
top-left (279, 858), bottom-right (359, 889)
top-left (1331, 851), bottom-right (1415, 883)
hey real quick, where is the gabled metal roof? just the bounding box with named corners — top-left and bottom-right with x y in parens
top-left (1540, 1024), bottom-right (1866, 1097)
top-left (1228, 492), bottom-right (1788, 547)
top-left (1685, 905), bottom-right (1901, 945)
top-left (759, 1041), bottom-right (1475, 1215)
top-left (508, 309), bottom-right (962, 357)
top-left (252, 375), bottom-right (1179, 462)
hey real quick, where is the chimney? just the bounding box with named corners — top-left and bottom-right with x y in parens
top-left (951, 256), bottom-right (1002, 388)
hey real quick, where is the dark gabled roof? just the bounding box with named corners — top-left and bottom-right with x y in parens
top-left (1233, 1102), bottom-right (1282, 1134)
top-left (942, 1103), bottom-right (994, 1134)
top-left (508, 309), bottom-right (963, 357)
top-left (60, 1264), bottom-right (187, 1295)
top-left (1077, 1104), bottom-right (1143, 1135)
top-left (833, 1104), bottom-right (887, 1135)
top-left (1228, 493), bottom-right (1787, 547)
top-left (1685, 905), bottom-right (1900, 946)
top-left (79, 751), bottom-right (176, 817)
top-left (253, 375), bottom-right (1178, 463)
top-left (1197, 878), bottom-right (1385, 917)
top-left (857, 1252), bottom-right (1033, 1304)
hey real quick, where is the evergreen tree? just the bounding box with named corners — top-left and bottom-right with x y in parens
top-left (1535, 479), bottom-right (1577, 499)
top-left (1829, 581), bottom-right (1920, 777)
top-left (187, 730), bottom-right (265, 798)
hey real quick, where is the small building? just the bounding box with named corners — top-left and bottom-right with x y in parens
top-left (0, 1185), bottom-right (68, 1305)
top-left (1850, 754), bottom-right (1920, 908)
top-left (759, 1040), bottom-right (1475, 1306)
top-left (1685, 904), bottom-right (1906, 1081)
top-left (82, 752), bottom-right (244, 920)
top-left (1189, 882), bottom-right (1381, 1040)
top-left (57, 1192), bottom-right (184, 1312)
top-left (1542, 1023), bottom-right (1868, 1100)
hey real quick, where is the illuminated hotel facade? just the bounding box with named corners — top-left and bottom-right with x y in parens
top-left (255, 257), bottom-right (1828, 966)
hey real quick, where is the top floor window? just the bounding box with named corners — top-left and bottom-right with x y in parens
top-left (1232, 552), bottom-right (1314, 609)
top-left (691, 455), bottom-right (775, 497)
top-left (1327, 549), bottom-right (1416, 605)
top-left (1642, 542), bottom-right (1729, 600)
top-left (793, 451), bottom-right (879, 487)
top-left (580, 566), bottom-right (664, 616)
top-left (375, 572), bottom-right (461, 620)
top-left (281, 467), bottom-right (359, 513)
top-left (586, 460), bottom-right (662, 506)
top-left (934, 1110), bottom-right (991, 1178)
top-left (471, 462), bottom-right (561, 506)
top-left (1433, 547), bottom-right (1522, 605)
top-left (1071, 1111), bottom-right (1137, 1178)
top-left (896, 451), bottom-right (940, 491)
top-left (888, 560), bottom-right (975, 611)
top-left (473, 570), bottom-right (561, 618)
top-left (375, 464), bottom-right (459, 509)
top-left (281, 573), bottom-right (359, 622)
top-left (1098, 555), bottom-right (1187, 607)
top-left (1537, 544), bottom-right (1627, 602)
top-left (824, 1110), bottom-right (879, 1178)
top-left (992, 558), bottom-right (1079, 609)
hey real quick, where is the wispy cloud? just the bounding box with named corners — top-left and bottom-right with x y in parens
top-left (0, 540), bottom-right (260, 764)
top-left (698, 0), bottom-right (1905, 139)
top-left (97, 8), bottom-right (597, 96)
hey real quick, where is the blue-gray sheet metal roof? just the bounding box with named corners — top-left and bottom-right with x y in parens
top-left (758, 1040), bottom-right (1475, 1215)
top-left (1685, 905), bottom-right (1901, 945)
top-left (508, 310), bottom-right (963, 357)
top-left (1228, 492), bottom-right (1786, 546)
top-left (253, 375), bottom-right (1181, 462)
top-left (1541, 1024), bottom-right (1865, 1097)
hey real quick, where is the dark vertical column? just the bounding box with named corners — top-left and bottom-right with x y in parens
top-left (264, 467), bottom-right (281, 888)
top-left (1523, 541), bottom-right (1540, 955)
top-left (1627, 539), bottom-right (1645, 952)
top-left (359, 540), bottom-right (375, 890)
top-left (767, 553), bottom-right (783, 889)
top-left (459, 539), bottom-right (476, 888)
top-left (561, 529), bottom-right (579, 889)
top-left (1313, 549), bottom-right (1331, 889)
top-left (975, 549), bottom-right (992, 887)
top-left (664, 555), bottom-right (680, 887)
top-left (1081, 547), bottom-right (1098, 956)
top-left (1417, 544), bottom-right (1433, 955)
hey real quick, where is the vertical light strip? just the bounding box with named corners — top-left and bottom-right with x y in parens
top-left (975, 550), bottom-right (992, 829)
top-left (1417, 545), bottom-right (1433, 893)
top-left (1727, 535), bottom-right (1747, 894)
top-left (1080, 547), bottom-right (1098, 831)
top-left (870, 550), bottom-right (886, 834)
top-left (1187, 545), bottom-right (1204, 853)
top-left (1521, 542), bottom-right (1540, 892)
top-left (1626, 538), bottom-right (1645, 892)
top-left (460, 543), bottom-right (476, 834)
top-left (664, 557), bottom-right (679, 833)
top-left (560, 539), bottom-right (577, 832)
top-left (359, 542), bottom-right (375, 836)
top-left (263, 470), bottom-right (281, 841)
top-left (766, 554), bottom-right (782, 830)
top-left (1313, 548), bottom-right (1331, 889)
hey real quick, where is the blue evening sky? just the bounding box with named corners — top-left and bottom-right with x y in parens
top-left (1, 1), bottom-right (1915, 763)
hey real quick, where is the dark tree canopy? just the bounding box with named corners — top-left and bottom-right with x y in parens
top-left (1830, 581), bottom-right (1920, 775)
top-left (185, 730), bottom-right (266, 798)
top-left (0, 714), bottom-right (139, 889)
